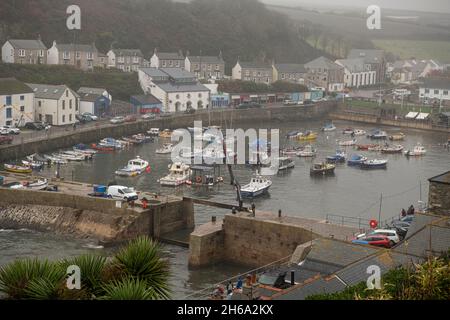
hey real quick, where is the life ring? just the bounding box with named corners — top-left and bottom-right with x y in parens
top-left (195, 176), bottom-right (203, 184)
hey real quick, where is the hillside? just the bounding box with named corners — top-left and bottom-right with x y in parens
top-left (0, 0), bottom-right (322, 70)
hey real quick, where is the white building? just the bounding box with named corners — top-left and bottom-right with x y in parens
top-left (138, 67), bottom-right (210, 113)
top-left (2, 38), bottom-right (47, 65)
top-left (107, 49), bottom-right (144, 72)
top-left (419, 78), bottom-right (450, 102)
top-left (335, 58), bottom-right (376, 88)
top-left (26, 83), bottom-right (79, 126)
top-left (150, 49), bottom-right (185, 69)
top-left (0, 78), bottom-right (35, 127)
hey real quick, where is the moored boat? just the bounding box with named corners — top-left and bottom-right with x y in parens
top-left (338, 139), bottom-right (357, 146)
top-left (281, 146), bottom-right (303, 156)
top-left (389, 132), bottom-right (406, 141)
top-left (4, 164), bottom-right (32, 174)
top-left (347, 154), bottom-right (368, 166)
top-left (356, 144), bottom-right (378, 151)
top-left (115, 156), bottom-right (150, 177)
top-left (297, 131), bottom-right (317, 141)
top-left (159, 129), bottom-right (172, 138)
top-left (381, 144), bottom-right (404, 154)
top-left (91, 143), bottom-right (115, 152)
top-left (73, 144), bottom-right (98, 155)
top-left (368, 145), bottom-right (382, 152)
top-left (147, 128), bottom-right (160, 136)
top-left (296, 144), bottom-right (316, 157)
top-left (159, 162), bottom-right (191, 186)
top-left (310, 162), bottom-right (335, 176)
top-left (156, 143), bottom-right (173, 154)
top-left (24, 178), bottom-right (48, 190)
top-left (326, 150), bottom-right (346, 163)
top-left (353, 129), bottom-right (366, 136)
top-left (322, 123), bottom-right (336, 132)
top-left (368, 129), bottom-right (387, 139)
top-left (21, 160), bottom-right (44, 170)
top-left (240, 176), bottom-right (272, 198)
top-left (342, 127), bottom-right (354, 134)
top-left (286, 130), bottom-right (300, 139)
top-left (404, 143), bottom-right (426, 157)
top-left (360, 159), bottom-right (388, 169)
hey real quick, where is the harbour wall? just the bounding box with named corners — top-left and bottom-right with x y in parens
top-left (329, 111), bottom-right (450, 133)
top-left (0, 185), bottom-right (194, 243)
top-left (0, 102), bottom-right (336, 162)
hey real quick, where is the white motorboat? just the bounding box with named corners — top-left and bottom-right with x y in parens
top-left (115, 156), bottom-right (150, 177)
top-left (404, 143), bottom-right (427, 157)
top-left (338, 139), bottom-right (357, 146)
top-left (24, 178), bottom-right (49, 190)
top-left (43, 154), bottom-right (68, 165)
top-left (156, 143), bottom-right (173, 154)
top-left (322, 123), bottom-right (336, 132)
top-left (240, 176), bottom-right (272, 198)
top-left (353, 129), bottom-right (366, 136)
top-left (296, 144), bottom-right (317, 157)
top-left (147, 128), bottom-right (160, 136)
top-left (55, 152), bottom-right (85, 161)
top-left (360, 159), bottom-right (388, 169)
top-left (260, 157), bottom-right (295, 175)
top-left (159, 163), bottom-right (191, 186)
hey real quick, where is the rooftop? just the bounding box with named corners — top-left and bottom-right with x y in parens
top-left (428, 171), bottom-right (450, 185)
top-left (110, 49), bottom-right (143, 57)
top-left (348, 49), bottom-right (385, 64)
top-left (335, 58), bottom-right (367, 73)
top-left (55, 43), bottom-right (97, 53)
top-left (26, 83), bottom-right (78, 100)
top-left (238, 61), bottom-right (272, 69)
top-left (305, 56), bottom-right (343, 70)
top-left (274, 63), bottom-right (306, 74)
top-left (421, 78), bottom-right (450, 90)
top-left (0, 78), bottom-right (34, 95)
top-left (7, 39), bottom-right (47, 50)
top-left (155, 51), bottom-right (184, 60)
top-left (187, 55), bottom-right (224, 64)
top-left (131, 94), bottom-right (162, 105)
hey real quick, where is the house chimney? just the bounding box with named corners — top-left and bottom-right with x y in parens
top-left (219, 50), bottom-right (223, 60)
top-left (178, 49), bottom-right (183, 57)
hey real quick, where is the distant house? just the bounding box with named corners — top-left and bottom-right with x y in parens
top-left (77, 87), bottom-right (111, 116)
top-left (130, 94), bottom-right (163, 114)
top-left (1, 38), bottom-right (47, 65)
top-left (185, 52), bottom-right (225, 80)
top-left (0, 78), bottom-right (34, 127)
top-left (419, 78), bottom-right (450, 102)
top-left (304, 56), bottom-right (344, 92)
top-left (96, 53), bottom-right (108, 69)
top-left (347, 49), bottom-right (386, 84)
top-left (47, 41), bottom-right (98, 71)
top-left (272, 63), bottom-right (306, 83)
top-left (107, 49), bottom-right (144, 72)
top-left (27, 83), bottom-right (79, 126)
top-left (138, 67), bottom-right (210, 113)
top-left (335, 58), bottom-right (376, 88)
top-left (150, 49), bottom-right (185, 69)
top-left (232, 60), bottom-right (273, 84)
top-left (390, 59), bottom-right (444, 84)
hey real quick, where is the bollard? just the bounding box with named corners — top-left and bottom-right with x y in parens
top-left (278, 209), bottom-right (282, 218)
top-left (290, 270), bottom-right (295, 286)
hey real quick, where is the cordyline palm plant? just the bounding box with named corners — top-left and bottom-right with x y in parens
top-left (0, 236), bottom-right (171, 300)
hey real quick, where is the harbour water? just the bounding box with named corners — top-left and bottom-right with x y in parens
top-left (1, 119), bottom-right (449, 298)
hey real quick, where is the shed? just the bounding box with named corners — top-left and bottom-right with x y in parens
top-left (130, 94), bottom-right (163, 114)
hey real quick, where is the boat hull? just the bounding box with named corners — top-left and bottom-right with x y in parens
top-left (241, 186), bottom-right (270, 198)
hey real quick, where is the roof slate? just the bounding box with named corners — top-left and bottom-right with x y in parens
top-left (0, 78), bottom-right (34, 95)
top-left (7, 39), bottom-right (47, 50)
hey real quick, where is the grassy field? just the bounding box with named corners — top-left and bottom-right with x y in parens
top-left (373, 40), bottom-right (450, 63)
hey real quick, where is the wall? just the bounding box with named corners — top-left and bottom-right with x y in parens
top-left (0, 92), bottom-right (34, 127)
top-left (428, 181), bottom-right (450, 216)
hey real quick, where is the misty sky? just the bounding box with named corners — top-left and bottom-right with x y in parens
top-left (261, 0), bottom-right (450, 14)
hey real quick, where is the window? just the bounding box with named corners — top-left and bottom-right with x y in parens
top-left (169, 60), bottom-right (173, 67)
top-left (6, 108), bottom-right (12, 118)
top-left (444, 91), bottom-right (449, 96)
top-left (75, 101), bottom-right (79, 111)
top-left (434, 90), bottom-right (439, 94)
top-left (20, 95), bottom-right (25, 101)
top-left (69, 100), bottom-right (72, 109)
top-left (425, 89), bottom-right (430, 94)
top-left (215, 64), bottom-right (220, 71)
top-left (118, 56), bottom-right (125, 63)
top-left (66, 90), bottom-right (69, 97)
top-left (62, 100), bottom-right (66, 110)
top-left (133, 56), bottom-right (139, 63)
top-left (198, 93), bottom-right (202, 98)
top-left (162, 61), bottom-right (166, 67)
top-left (176, 94), bottom-right (180, 99)
top-left (69, 114), bottom-right (72, 122)
top-left (38, 101), bottom-right (42, 107)
top-left (63, 51), bottom-right (70, 59)
top-left (6, 96), bottom-right (12, 105)
top-left (39, 50), bottom-right (44, 57)
top-left (19, 49), bottom-right (26, 57)
top-left (87, 52), bottom-right (93, 60)
top-left (20, 106), bottom-right (25, 112)
top-left (62, 115), bottom-right (65, 123)
top-left (176, 61), bottom-right (180, 67)
top-left (76, 51), bottom-right (81, 59)
top-left (187, 94), bottom-right (191, 99)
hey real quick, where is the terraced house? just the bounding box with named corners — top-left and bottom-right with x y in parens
top-left (47, 41), bottom-right (98, 71)
top-left (232, 60), bottom-right (273, 84)
top-left (107, 49), bottom-right (144, 72)
top-left (27, 83), bottom-right (79, 126)
top-left (1, 38), bottom-right (47, 65)
top-left (304, 56), bottom-right (345, 92)
top-left (185, 52), bottom-right (225, 80)
top-left (150, 49), bottom-right (185, 69)
top-left (272, 63), bottom-right (307, 83)
top-left (0, 78), bottom-right (34, 127)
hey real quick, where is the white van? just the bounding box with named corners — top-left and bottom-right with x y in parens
top-left (107, 185), bottom-right (138, 202)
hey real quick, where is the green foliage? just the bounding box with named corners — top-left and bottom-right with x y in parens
top-left (218, 80), bottom-right (308, 94)
top-left (101, 278), bottom-right (159, 300)
top-left (0, 64), bottom-right (141, 101)
top-left (0, 258), bottom-right (65, 299)
top-left (112, 236), bottom-right (171, 300)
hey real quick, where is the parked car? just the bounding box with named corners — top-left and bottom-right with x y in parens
top-left (352, 234), bottom-right (392, 248)
top-left (82, 113), bottom-right (98, 121)
top-left (106, 185), bottom-right (138, 202)
top-left (356, 229), bottom-right (400, 246)
top-left (0, 135), bottom-right (13, 145)
top-left (184, 108), bottom-right (196, 114)
top-left (124, 115), bottom-right (137, 122)
top-left (0, 125), bottom-right (20, 135)
top-left (142, 113), bottom-right (156, 120)
top-left (391, 221), bottom-right (411, 239)
top-left (110, 116), bottom-right (125, 124)
top-left (75, 114), bottom-right (90, 124)
top-left (24, 122), bottom-right (45, 131)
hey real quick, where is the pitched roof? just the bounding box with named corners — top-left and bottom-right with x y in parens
top-left (78, 87), bottom-right (106, 95)
top-left (157, 82), bottom-right (209, 93)
top-left (421, 78), bottom-right (450, 90)
top-left (131, 94), bottom-right (162, 105)
top-left (155, 52), bottom-right (184, 60)
top-left (428, 171), bottom-right (450, 185)
top-left (305, 56), bottom-right (343, 70)
top-left (187, 55), bottom-right (224, 64)
top-left (274, 63), bottom-right (306, 73)
top-left (26, 83), bottom-right (78, 100)
top-left (56, 43), bottom-right (97, 53)
top-left (77, 87), bottom-right (107, 102)
top-left (160, 67), bottom-right (196, 80)
top-left (348, 49), bottom-right (385, 64)
top-left (0, 78), bottom-right (34, 95)
top-left (7, 39), bottom-right (47, 50)
top-left (111, 49), bottom-right (143, 57)
top-left (238, 61), bottom-right (272, 70)
top-left (335, 58), bottom-right (367, 72)
top-left (139, 67), bottom-right (170, 78)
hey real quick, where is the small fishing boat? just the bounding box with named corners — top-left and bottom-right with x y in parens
top-left (322, 123), bottom-right (336, 132)
top-left (381, 144), bottom-right (404, 154)
top-left (43, 154), bottom-right (68, 165)
top-left (132, 134), bottom-right (154, 143)
top-left (240, 176), bottom-right (272, 198)
top-left (281, 146), bottom-right (303, 156)
top-left (91, 143), bottom-right (115, 152)
top-left (159, 162), bottom-right (191, 186)
top-left (115, 156), bottom-right (150, 177)
top-left (368, 130), bottom-right (387, 140)
top-left (147, 128), bottom-right (160, 136)
top-left (73, 144), bottom-right (97, 155)
top-left (159, 129), bottom-right (172, 138)
top-left (55, 152), bottom-right (85, 162)
top-left (296, 144), bottom-right (317, 157)
top-left (356, 144), bottom-right (378, 151)
top-left (23, 178), bottom-right (48, 190)
top-left (26, 153), bottom-right (49, 164)
top-left (286, 130), bottom-right (300, 139)
top-left (21, 160), bottom-right (43, 170)
top-left (368, 145), bottom-right (382, 152)
top-left (4, 164), bottom-right (32, 174)
top-left (353, 129), bottom-right (366, 136)
top-left (326, 150), bottom-right (346, 163)
top-left (100, 138), bottom-right (124, 149)
top-left (338, 139), bottom-right (357, 146)
top-left (310, 162), bottom-right (335, 176)
top-left (297, 131), bottom-right (317, 141)
top-left (404, 143), bottom-right (426, 157)
top-left (360, 159), bottom-right (388, 169)
top-left (342, 128), bottom-right (355, 134)
top-left (260, 157), bottom-right (295, 176)
top-left (156, 143), bottom-right (173, 154)
top-left (347, 154), bottom-right (368, 166)
top-left (389, 132), bottom-right (406, 141)
top-left (62, 150), bottom-right (92, 160)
